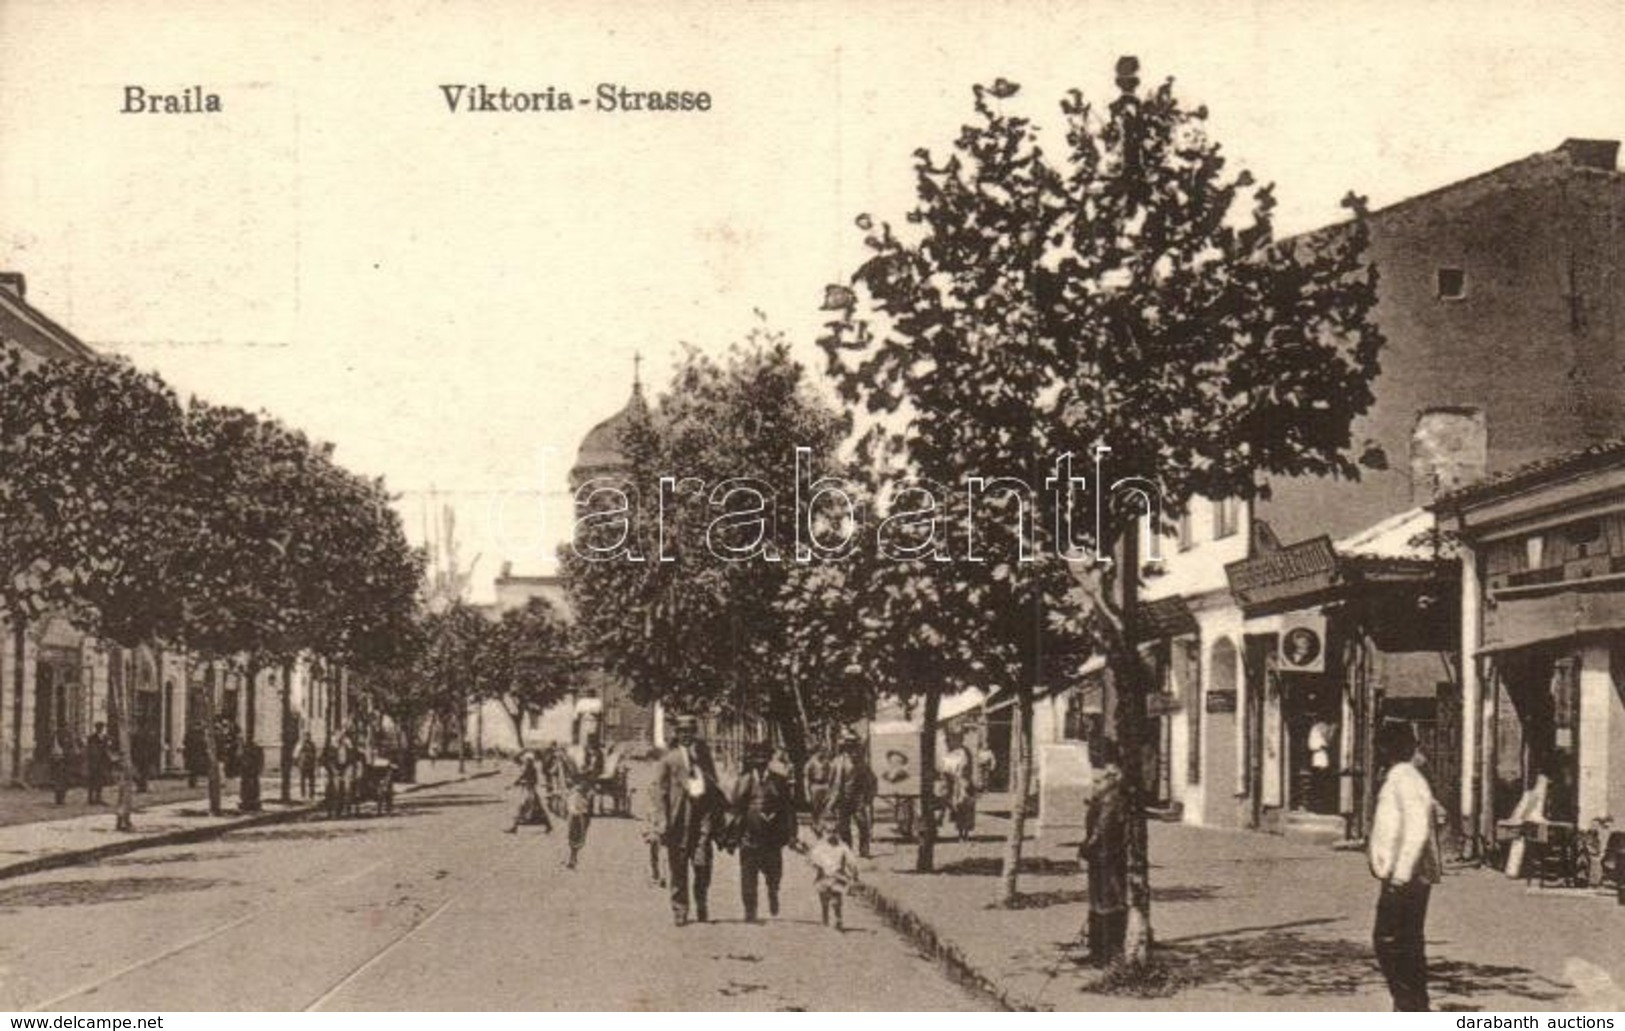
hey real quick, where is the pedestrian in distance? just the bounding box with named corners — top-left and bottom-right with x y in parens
top-left (731, 741), bottom-right (796, 923)
top-left (940, 734), bottom-right (978, 842)
top-left (1080, 738), bottom-right (1128, 967)
top-left (809, 820), bottom-right (860, 931)
top-left (828, 729), bottom-right (875, 857)
top-left (296, 733), bottom-right (318, 800)
top-left (656, 715), bottom-right (722, 926)
top-left (506, 751), bottom-right (553, 834)
top-left (85, 723), bottom-right (111, 805)
top-left (642, 740), bottom-right (668, 887)
top-left (321, 737), bottom-right (343, 819)
top-left (238, 740), bottom-right (264, 813)
top-left (563, 735), bottom-right (604, 869)
top-left (1369, 720), bottom-right (1443, 1012)
top-left (183, 722), bottom-right (207, 789)
top-left (803, 739), bottom-right (834, 831)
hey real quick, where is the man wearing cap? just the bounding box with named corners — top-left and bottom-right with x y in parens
top-left (656, 715), bottom-right (721, 926)
top-left (731, 741), bottom-right (796, 923)
top-left (803, 740), bottom-right (834, 830)
top-left (828, 729), bottom-right (876, 859)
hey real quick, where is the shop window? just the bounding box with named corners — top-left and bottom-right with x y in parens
top-left (1563, 519), bottom-right (1602, 559)
top-left (1525, 534), bottom-right (1546, 570)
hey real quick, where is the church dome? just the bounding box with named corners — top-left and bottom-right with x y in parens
top-left (571, 381), bottom-right (645, 484)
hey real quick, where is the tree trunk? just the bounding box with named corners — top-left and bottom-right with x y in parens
top-left (996, 683), bottom-right (1034, 906)
top-left (397, 717), bottom-right (417, 784)
top-left (1114, 517), bottom-right (1154, 964)
top-left (112, 648), bottom-right (135, 832)
top-left (244, 660), bottom-right (258, 747)
top-left (201, 660), bottom-right (223, 816)
top-left (504, 702), bottom-right (525, 754)
top-left (916, 688), bottom-right (941, 873)
top-left (11, 620), bottom-right (25, 785)
top-left (279, 659), bottom-right (294, 805)
top-left (457, 686), bottom-right (467, 774)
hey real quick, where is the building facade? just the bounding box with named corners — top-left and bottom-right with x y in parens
top-left (1102, 138), bottom-right (1625, 837)
top-left (1, 272), bottom-right (344, 787)
top-left (1442, 442), bottom-right (1625, 849)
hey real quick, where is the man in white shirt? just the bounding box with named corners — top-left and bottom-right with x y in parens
top-left (1368, 721), bottom-right (1441, 1011)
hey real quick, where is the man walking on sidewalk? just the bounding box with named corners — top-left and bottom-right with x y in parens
top-left (657, 715), bottom-right (720, 926)
top-left (828, 729), bottom-right (875, 858)
top-left (731, 741), bottom-right (795, 923)
top-left (1369, 721), bottom-right (1442, 1012)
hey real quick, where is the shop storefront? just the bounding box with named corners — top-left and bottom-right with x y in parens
top-left (1444, 447), bottom-right (1625, 857)
top-left (1226, 512), bottom-right (1459, 839)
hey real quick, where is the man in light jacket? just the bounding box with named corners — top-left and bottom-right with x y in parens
top-left (1368, 721), bottom-right (1441, 1012)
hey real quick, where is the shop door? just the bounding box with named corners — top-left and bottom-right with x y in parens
top-left (1282, 674), bottom-right (1342, 815)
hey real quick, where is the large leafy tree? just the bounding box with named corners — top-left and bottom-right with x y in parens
top-left (476, 597), bottom-right (580, 750)
top-left (0, 344), bottom-right (190, 827)
top-left (564, 328), bottom-right (848, 769)
top-left (820, 63), bottom-right (1382, 956)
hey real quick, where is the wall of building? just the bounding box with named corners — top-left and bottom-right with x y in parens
top-left (1260, 147), bottom-right (1625, 546)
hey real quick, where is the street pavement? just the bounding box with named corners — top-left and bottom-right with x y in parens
top-left (853, 798), bottom-right (1625, 1012)
top-left (0, 778), bottom-right (208, 830)
top-left (0, 767), bottom-right (987, 1012)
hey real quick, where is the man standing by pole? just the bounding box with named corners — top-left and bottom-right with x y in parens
top-left (657, 716), bottom-right (720, 926)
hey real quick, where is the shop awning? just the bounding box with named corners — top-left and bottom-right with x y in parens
top-left (1139, 596), bottom-right (1198, 639)
top-left (1479, 585), bottom-right (1625, 654)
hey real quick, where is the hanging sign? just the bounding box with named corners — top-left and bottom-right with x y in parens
top-left (1278, 612), bottom-right (1327, 673)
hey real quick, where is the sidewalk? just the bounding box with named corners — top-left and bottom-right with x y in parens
top-left (0, 758), bottom-right (502, 882)
top-left (823, 797), bottom-right (1625, 1012)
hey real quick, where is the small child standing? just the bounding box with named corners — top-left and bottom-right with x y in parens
top-left (809, 823), bottom-right (860, 930)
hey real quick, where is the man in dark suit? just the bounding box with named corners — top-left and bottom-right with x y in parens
top-left (731, 741), bottom-right (796, 923)
top-left (656, 715), bottom-right (720, 926)
top-left (828, 729), bottom-right (876, 858)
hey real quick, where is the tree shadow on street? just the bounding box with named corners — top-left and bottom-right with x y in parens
top-left (234, 825), bottom-right (384, 843)
top-left (0, 875), bottom-right (228, 910)
top-left (920, 855), bottom-right (1080, 877)
top-left (999, 882), bottom-right (1223, 911)
top-left (101, 850), bottom-right (243, 867)
top-left (388, 795), bottom-right (501, 816)
top-left (1062, 924), bottom-right (1573, 1005)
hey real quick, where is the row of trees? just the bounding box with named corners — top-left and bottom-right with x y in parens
top-left (354, 595), bottom-right (580, 773)
top-left (564, 60), bottom-right (1384, 968)
top-left (0, 341), bottom-right (423, 826)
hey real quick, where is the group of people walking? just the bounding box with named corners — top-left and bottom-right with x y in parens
top-left (648, 716), bottom-right (856, 929)
top-left (506, 737), bottom-right (604, 870)
top-left (504, 715), bottom-right (861, 931)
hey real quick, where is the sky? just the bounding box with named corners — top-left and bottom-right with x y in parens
top-left (1, 0), bottom-right (1621, 601)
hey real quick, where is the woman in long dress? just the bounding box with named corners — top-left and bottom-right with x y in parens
top-left (940, 739), bottom-right (977, 841)
top-left (506, 752), bottom-right (553, 834)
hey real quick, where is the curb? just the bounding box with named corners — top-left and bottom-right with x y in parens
top-left (0, 767), bottom-right (501, 883)
top-left (790, 833), bottom-right (1037, 1013)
